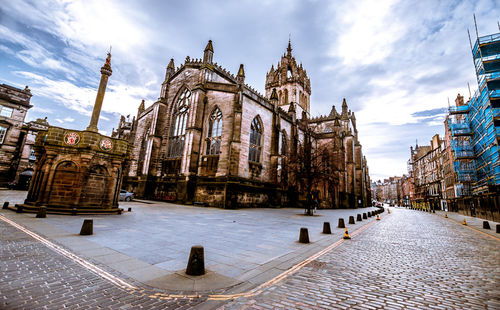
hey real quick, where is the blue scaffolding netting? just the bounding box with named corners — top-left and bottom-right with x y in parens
top-left (449, 31), bottom-right (500, 195)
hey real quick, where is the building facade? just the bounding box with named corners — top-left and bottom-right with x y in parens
top-left (443, 28), bottom-right (500, 220)
top-left (410, 135), bottom-right (444, 210)
top-left (0, 84), bottom-right (33, 186)
top-left (114, 40), bottom-right (371, 208)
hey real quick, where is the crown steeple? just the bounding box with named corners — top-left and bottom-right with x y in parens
top-left (265, 38), bottom-right (311, 117)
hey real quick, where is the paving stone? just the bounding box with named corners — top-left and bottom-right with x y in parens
top-left (219, 208), bottom-right (500, 309)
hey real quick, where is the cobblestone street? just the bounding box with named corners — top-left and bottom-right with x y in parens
top-left (1, 206), bottom-right (499, 309)
top-left (219, 208), bottom-right (500, 309)
top-left (0, 216), bottom-right (207, 310)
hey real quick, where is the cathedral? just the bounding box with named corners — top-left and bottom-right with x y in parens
top-left (113, 40), bottom-right (371, 209)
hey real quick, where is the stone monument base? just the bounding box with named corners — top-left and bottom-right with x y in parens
top-left (10, 203), bottom-right (123, 215)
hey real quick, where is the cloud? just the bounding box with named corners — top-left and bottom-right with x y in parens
top-left (13, 71), bottom-right (155, 118)
top-left (30, 106), bottom-right (54, 114)
top-left (329, 0), bottom-right (404, 66)
top-left (0, 25), bottom-right (76, 77)
top-left (2, 0), bottom-right (500, 183)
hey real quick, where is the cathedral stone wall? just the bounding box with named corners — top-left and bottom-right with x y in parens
top-left (116, 40), bottom-right (372, 209)
top-left (239, 95), bottom-right (273, 181)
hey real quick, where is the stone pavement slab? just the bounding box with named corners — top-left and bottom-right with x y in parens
top-left (0, 189), bottom-right (380, 294)
top-left (434, 209), bottom-right (500, 238)
top-left (2, 200), bottom-right (499, 309)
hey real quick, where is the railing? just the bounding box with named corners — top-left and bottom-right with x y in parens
top-left (455, 184), bottom-right (473, 197)
top-left (478, 33), bottom-right (500, 45)
top-left (474, 33), bottom-right (500, 58)
top-left (454, 149), bottom-right (475, 159)
top-left (490, 89), bottom-right (500, 98)
top-left (492, 108), bottom-right (500, 119)
top-left (456, 171), bottom-right (476, 182)
top-left (449, 122), bottom-right (472, 136)
top-left (448, 105), bottom-right (470, 114)
top-left (451, 140), bottom-right (474, 158)
top-left (453, 161), bottom-right (475, 173)
top-left (486, 71), bottom-right (500, 80)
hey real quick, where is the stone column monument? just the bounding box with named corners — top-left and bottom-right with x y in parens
top-left (16, 52), bottom-right (129, 214)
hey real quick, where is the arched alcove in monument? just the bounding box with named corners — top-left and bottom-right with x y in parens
top-left (81, 164), bottom-right (111, 207)
top-left (48, 161), bottom-right (79, 206)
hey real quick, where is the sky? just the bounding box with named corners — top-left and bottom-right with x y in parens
top-left (0, 0), bottom-right (499, 181)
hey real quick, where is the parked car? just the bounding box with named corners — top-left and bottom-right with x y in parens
top-left (119, 189), bottom-right (134, 201)
top-left (7, 180), bottom-right (18, 189)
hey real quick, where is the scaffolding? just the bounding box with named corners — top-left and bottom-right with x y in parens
top-left (449, 28), bottom-right (500, 195)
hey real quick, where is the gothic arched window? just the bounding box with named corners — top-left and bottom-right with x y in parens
top-left (206, 107), bottom-right (222, 155)
top-left (249, 117), bottom-right (262, 163)
top-left (167, 88), bottom-right (191, 158)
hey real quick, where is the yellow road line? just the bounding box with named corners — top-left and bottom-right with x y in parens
top-left (0, 214), bottom-right (138, 291)
top-left (441, 215), bottom-right (500, 242)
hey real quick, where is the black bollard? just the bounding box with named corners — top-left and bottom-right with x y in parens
top-left (128, 207), bottom-right (132, 212)
top-left (363, 213), bottom-right (367, 219)
top-left (496, 224), bottom-right (500, 234)
top-left (79, 219), bottom-right (93, 235)
top-left (322, 222), bottom-right (332, 234)
top-left (483, 221), bottom-right (491, 230)
top-left (357, 214), bottom-right (362, 221)
top-left (186, 245), bottom-right (205, 276)
top-left (299, 227), bottom-right (310, 243)
top-left (36, 207), bottom-right (46, 218)
top-left (338, 218), bottom-right (345, 228)
top-left (2, 201), bottom-right (8, 209)
top-left (349, 216), bottom-right (355, 225)
top-left (16, 204), bottom-right (23, 213)
top-left (368, 212), bottom-right (372, 217)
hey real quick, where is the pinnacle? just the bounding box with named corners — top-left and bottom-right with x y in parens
top-left (205, 40), bottom-right (214, 52)
top-left (167, 58), bottom-right (175, 69)
top-left (237, 64), bottom-right (245, 77)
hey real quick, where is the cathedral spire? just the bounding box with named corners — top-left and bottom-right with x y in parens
top-left (286, 38), bottom-right (292, 57)
top-left (342, 98), bottom-right (348, 116)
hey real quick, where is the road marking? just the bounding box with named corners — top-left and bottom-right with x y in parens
top-left (0, 214), bottom-right (138, 291)
top-left (0, 211), bottom-right (385, 301)
top-left (441, 215), bottom-right (500, 242)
